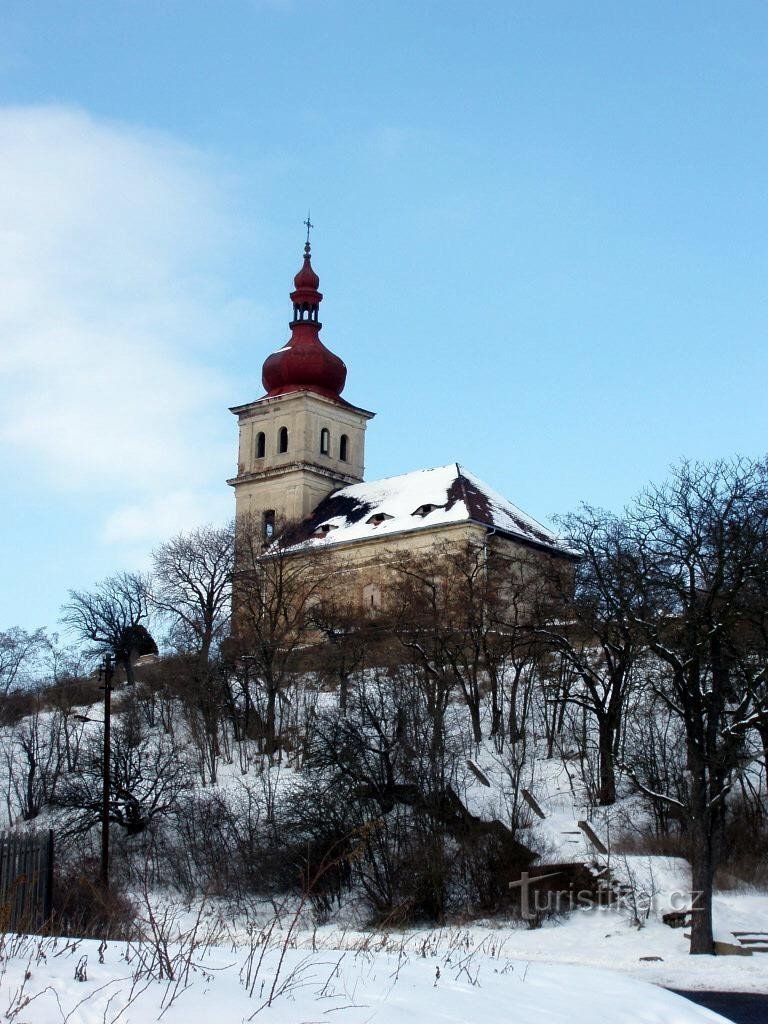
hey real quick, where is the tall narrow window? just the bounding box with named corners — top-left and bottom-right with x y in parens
top-left (339, 434), bottom-right (349, 462)
top-left (320, 427), bottom-right (330, 455)
top-left (255, 431), bottom-right (266, 459)
top-left (278, 427), bottom-right (288, 453)
top-left (263, 510), bottom-right (275, 540)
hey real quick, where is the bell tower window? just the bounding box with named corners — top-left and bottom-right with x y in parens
top-left (320, 427), bottom-right (330, 455)
top-left (339, 434), bottom-right (349, 462)
top-left (278, 427), bottom-right (289, 453)
top-left (263, 510), bottom-right (275, 540)
top-left (255, 432), bottom-right (266, 459)
top-left (363, 582), bottom-right (382, 612)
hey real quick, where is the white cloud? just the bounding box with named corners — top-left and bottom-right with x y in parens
top-left (0, 105), bottom-right (242, 545)
top-left (101, 490), bottom-right (233, 546)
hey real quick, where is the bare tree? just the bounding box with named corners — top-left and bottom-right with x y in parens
top-left (2, 692), bottom-right (65, 821)
top-left (150, 524), bottom-right (234, 663)
top-left (304, 663), bottom-right (534, 922)
top-left (231, 515), bottom-right (337, 760)
top-left (390, 537), bottom-right (554, 746)
top-left (40, 633), bottom-right (91, 687)
top-left (181, 657), bottom-right (226, 786)
top-left (536, 508), bottom-right (641, 805)
top-left (147, 525), bottom-right (235, 784)
top-left (621, 458), bottom-right (766, 954)
top-left (730, 471), bottom-right (768, 769)
top-left (309, 595), bottom-right (371, 717)
top-left (61, 572), bottom-right (155, 685)
top-left (55, 698), bottom-right (192, 836)
top-left (0, 627), bottom-right (47, 695)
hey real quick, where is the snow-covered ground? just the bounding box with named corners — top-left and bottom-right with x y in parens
top-left (2, 692), bottom-right (765, 1018)
top-left (0, 931), bottom-right (736, 1023)
top-left (274, 897), bottom-right (768, 995)
top-left (438, 749), bottom-right (768, 992)
top-left (343, 902), bottom-right (768, 994)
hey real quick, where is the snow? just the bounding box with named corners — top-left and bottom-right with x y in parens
top-left (309, 464), bottom-right (469, 544)
top-left (0, 931), bottom-right (734, 1022)
top-left (460, 465), bottom-right (568, 548)
top-left (303, 463), bottom-right (569, 552)
top-left (423, 746), bottom-right (768, 992)
top-left (3, 689), bottom-right (765, 1013)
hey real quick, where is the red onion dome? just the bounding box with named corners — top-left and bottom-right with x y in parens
top-left (293, 249), bottom-right (320, 291)
top-left (262, 326), bottom-right (347, 398)
top-left (261, 242), bottom-right (348, 400)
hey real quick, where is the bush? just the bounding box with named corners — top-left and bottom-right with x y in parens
top-left (0, 690), bottom-right (38, 726)
top-left (51, 865), bottom-right (138, 939)
top-left (717, 800), bottom-right (768, 889)
top-left (43, 675), bottom-right (103, 712)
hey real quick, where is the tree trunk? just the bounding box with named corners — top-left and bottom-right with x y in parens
top-left (689, 820), bottom-right (715, 954)
top-left (122, 655), bottom-right (135, 687)
top-left (758, 721), bottom-right (768, 775)
top-left (597, 715), bottom-right (617, 806)
top-left (468, 699), bottom-right (482, 744)
top-left (265, 685), bottom-right (277, 758)
top-left (506, 664), bottom-right (524, 742)
top-left (490, 690), bottom-right (502, 739)
top-left (488, 667), bottom-right (502, 739)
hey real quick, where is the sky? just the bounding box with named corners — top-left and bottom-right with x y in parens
top-left (1, 1), bottom-right (767, 631)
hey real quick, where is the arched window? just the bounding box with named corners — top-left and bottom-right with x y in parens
top-left (363, 582), bottom-right (382, 612)
top-left (278, 427), bottom-right (288, 453)
top-left (320, 427), bottom-right (330, 455)
top-left (339, 434), bottom-right (349, 462)
top-left (255, 432), bottom-right (266, 459)
top-left (263, 510), bottom-right (275, 540)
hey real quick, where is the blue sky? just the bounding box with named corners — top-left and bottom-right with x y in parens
top-left (1, 1), bottom-right (767, 631)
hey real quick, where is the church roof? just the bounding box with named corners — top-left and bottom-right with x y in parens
top-left (294, 463), bottom-right (574, 556)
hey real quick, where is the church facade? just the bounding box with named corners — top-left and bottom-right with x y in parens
top-left (227, 238), bottom-right (574, 607)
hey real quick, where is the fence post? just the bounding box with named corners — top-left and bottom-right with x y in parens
top-left (44, 830), bottom-right (54, 924)
top-left (0, 830), bottom-right (55, 932)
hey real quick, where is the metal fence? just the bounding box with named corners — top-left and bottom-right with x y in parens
top-left (0, 830), bottom-right (54, 931)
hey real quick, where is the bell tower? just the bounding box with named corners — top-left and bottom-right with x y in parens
top-left (228, 232), bottom-right (374, 536)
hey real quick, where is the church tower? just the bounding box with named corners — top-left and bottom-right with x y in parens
top-left (228, 236), bottom-right (374, 537)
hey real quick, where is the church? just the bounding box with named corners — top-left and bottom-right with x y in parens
top-left (227, 235), bottom-right (574, 606)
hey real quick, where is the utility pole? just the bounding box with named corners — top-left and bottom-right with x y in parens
top-left (98, 653), bottom-right (114, 890)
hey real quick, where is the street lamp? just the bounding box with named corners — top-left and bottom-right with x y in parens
top-left (98, 654), bottom-right (114, 889)
top-left (76, 652), bottom-right (114, 889)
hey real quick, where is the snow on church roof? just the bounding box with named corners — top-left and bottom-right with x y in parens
top-left (295, 463), bottom-right (573, 555)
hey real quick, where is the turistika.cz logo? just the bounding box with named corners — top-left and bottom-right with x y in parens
top-left (508, 871), bottom-right (699, 921)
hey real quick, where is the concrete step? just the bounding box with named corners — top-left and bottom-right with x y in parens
top-left (732, 932), bottom-right (768, 953)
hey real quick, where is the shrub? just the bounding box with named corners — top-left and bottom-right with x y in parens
top-left (50, 864), bottom-right (138, 939)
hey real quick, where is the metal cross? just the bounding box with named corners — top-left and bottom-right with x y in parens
top-left (304, 211), bottom-right (314, 244)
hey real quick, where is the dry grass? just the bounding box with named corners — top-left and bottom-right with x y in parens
top-left (610, 831), bottom-right (690, 859)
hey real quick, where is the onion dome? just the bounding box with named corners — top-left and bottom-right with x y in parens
top-left (292, 247), bottom-right (320, 291)
top-left (261, 240), bottom-right (347, 400)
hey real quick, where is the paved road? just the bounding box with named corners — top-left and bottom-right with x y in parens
top-left (672, 991), bottom-right (768, 1023)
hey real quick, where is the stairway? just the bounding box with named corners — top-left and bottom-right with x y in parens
top-left (731, 932), bottom-right (768, 953)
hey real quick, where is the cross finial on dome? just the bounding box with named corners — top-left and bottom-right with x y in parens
top-left (303, 211), bottom-right (314, 250)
